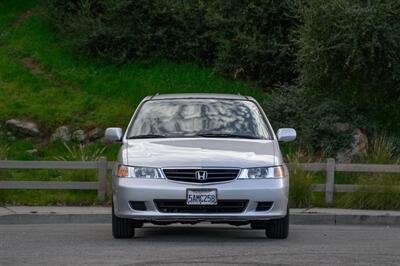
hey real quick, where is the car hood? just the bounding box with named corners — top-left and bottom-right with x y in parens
top-left (123, 138), bottom-right (281, 168)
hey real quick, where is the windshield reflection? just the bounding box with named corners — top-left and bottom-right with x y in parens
top-left (127, 99), bottom-right (270, 139)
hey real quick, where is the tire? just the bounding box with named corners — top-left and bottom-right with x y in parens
top-left (265, 208), bottom-right (289, 239)
top-left (112, 202), bottom-right (134, 239)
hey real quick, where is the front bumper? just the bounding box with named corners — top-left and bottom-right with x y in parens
top-left (113, 177), bottom-right (289, 222)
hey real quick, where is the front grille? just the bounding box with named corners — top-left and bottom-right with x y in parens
top-left (154, 199), bottom-right (248, 213)
top-left (163, 168), bottom-right (240, 183)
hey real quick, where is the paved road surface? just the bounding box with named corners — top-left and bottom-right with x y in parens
top-left (0, 224), bottom-right (399, 265)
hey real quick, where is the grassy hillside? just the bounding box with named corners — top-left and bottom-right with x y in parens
top-left (0, 0), bottom-right (263, 205)
top-left (0, 0), bottom-right (264, 161)
top-left (0, 0), bottom-right (262, 133)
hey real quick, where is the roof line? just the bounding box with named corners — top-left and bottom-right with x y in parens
top-left (150, 93), bottom-right (159, 100)
top-left (150, 93), bottom-right (248, 100)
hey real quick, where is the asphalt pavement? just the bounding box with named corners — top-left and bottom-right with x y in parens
top-left (0, 223), bottom-right (399, 266)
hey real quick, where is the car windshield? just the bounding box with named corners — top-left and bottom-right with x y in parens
top-left (127, 99), bottom-right (271, 139)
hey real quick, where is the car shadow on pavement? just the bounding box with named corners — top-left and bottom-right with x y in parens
top-left (129, 225), bottom-right (276, 242)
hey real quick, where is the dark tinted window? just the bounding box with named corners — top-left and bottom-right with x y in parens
top-left (127, 99), bottom-right (271, 139)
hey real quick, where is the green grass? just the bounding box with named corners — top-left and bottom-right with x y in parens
top-left (0, 189), bottom-right (99, 206)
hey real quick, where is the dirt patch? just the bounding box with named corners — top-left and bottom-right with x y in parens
top-left (20, 57), bottom-right (53, 80)
top-left (12, 10), bottom-right (35, 27)
top-left (19, 57), bottom-right (76, 90)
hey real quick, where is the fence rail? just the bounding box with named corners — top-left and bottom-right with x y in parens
top-left (0, 157), bottom-right (112, 201)
top-left (0, 158), bottom-right (399, 204)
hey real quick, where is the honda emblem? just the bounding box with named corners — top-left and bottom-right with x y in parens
top-left (195, 170), bottom-right (208, 181)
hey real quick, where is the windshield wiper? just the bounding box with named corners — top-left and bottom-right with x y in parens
top-left (128, 133), bottom-right (262, 139)
top-left (127, 134), bottom-right (167, 139)
top-left (194, 133), bottom-right (261, 139)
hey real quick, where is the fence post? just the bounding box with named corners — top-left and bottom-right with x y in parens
top-left (325, 158), bottom-right (335, 207)
top-left (97, 156), bottom-right (107, 202)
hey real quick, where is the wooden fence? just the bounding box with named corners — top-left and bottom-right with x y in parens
top-left (0, 157), bottom-right (112, 201)
top-left (0, 157), bottom-right (399, 204)
top-left (288, 159), bottom-right (400, 206)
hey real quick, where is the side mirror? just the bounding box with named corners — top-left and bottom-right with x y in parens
top-left (104, 127), bottom-right (123, 142)
top-left (276, 128), bottom-right (296, 143)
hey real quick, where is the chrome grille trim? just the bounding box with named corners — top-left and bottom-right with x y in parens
top-left (162, 168), bottom-right (240, 183)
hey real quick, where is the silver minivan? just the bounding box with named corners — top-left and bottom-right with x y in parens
top-left (106, 93), bottom-right (296, 239)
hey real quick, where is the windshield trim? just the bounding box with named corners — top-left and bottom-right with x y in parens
top-left (124, 98), bottom-right (274, 141)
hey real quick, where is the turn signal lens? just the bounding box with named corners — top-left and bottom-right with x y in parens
top-left (117, 165), bottom-right (129, 177)
top-left (116, 165), bottom-right (163, 179)
top-left (272, 165), bottom-right (285, 178)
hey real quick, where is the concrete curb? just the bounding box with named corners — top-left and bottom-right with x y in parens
top-left (291, 213), bottom-right (400, 226)
top-left (0, 214), bottom-right (111, 225)
top-left (1, 207), bottom-right (399, 225)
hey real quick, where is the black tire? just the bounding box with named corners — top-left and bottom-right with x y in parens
top-left (265, 208), bottom-right (289, 239)
top-left (112, 203), bottom-right (134, 239)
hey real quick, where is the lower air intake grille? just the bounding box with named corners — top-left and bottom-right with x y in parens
top-left (255, 201), bottom-right (273, 211)
top-left (154, 200), bottom-right (248, 213)
top-left (129, 201), bottom-right (147, 211)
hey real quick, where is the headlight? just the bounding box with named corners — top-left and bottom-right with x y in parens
top-left (239, 165), bottom-right (286, 179)
top-left (116, 165), bottom-right (163, 179)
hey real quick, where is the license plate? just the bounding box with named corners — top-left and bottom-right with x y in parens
top-left (186, 189), bottom-right (217, 205)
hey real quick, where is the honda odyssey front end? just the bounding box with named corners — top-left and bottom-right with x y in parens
top-left (106, 93), bottom-right (296, 239)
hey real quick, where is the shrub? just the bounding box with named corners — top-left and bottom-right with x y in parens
top-left (264, 0), bottom-right (400, 154)
top-left (263, 85), bottom-right (356, 157)
top-left (298, 0), bottom-right (400, 91)
top-left (297, 0), bottom-right (400, 133)
top-left (210, 0), bottom-right (298, 86)
top-left (43, 0), bottom-right (297, 86)
top-left (357, 135), bottom-right (399, 164)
